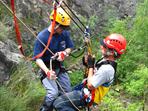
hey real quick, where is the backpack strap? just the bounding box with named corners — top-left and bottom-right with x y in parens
top-left (95, 59), bottom-right (117, 87)
top-left (95, 60), bottom-right (117, 72)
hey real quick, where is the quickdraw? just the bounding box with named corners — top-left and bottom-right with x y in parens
top-left (84, 26), bottom-right (93, 78)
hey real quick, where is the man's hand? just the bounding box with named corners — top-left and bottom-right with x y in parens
top-left (55, 51), bottom-right (68, 61)
top-left (82, 55), bottom-right (95, 68)
top-left (87, 55), bottom-right (95, 68)
top-left (87, 82), bottom-right (95, 90)
top-left (82, 55), bottom-right (88, 67)
top-left (46, 70), bottom-right (57, 80)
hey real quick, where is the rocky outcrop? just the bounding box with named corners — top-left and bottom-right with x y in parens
top-left (0, 40), bottom-right (22, 84)
top-left (68, 0), bottom-right (137, 35)
top-left (2, 0), bottom-right (138, 42)
top-left (69, 0), bottom-right (137, 18)
top-left (4, 0), bottom-right (52, 45)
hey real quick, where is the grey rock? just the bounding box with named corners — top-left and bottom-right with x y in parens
top-left (0, 40), bottom-right (22, 83)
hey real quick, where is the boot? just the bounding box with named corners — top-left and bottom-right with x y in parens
top-left (40, 97), bottom-right (53, 111)
top-left (40, 102), bottom-right (49, 111)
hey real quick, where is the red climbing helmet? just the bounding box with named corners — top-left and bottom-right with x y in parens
top-left (101, 33), bottom-right (127, 55)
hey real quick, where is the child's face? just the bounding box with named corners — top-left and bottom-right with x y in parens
top-left (100, 45), bottom-right (107, 56)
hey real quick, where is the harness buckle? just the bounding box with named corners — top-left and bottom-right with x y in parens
top-left (83, 88), bottom-right (92, 103)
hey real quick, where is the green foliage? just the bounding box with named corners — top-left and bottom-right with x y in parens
top-left (69, 70), bottom-right (84, 87)
top-left (100, 89), bottom-right (143, 111)
top-left (0, 22), bottom-right (10, 41)
top-left (124, 65), bottom-right (148, 96)
top-left (22, 81), bottom-right (45, 111)
top-left (0, 61), bottom-right (45, 111)
top-left (126, 102), bottom-right (143, 111)
top-left (0, 86), bottom-right (27, 111)
top-left (104, 0), bottom-right (148, 82)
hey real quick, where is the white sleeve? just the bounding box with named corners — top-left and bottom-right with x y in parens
top-left (91, 64), bottom-right (115, 88)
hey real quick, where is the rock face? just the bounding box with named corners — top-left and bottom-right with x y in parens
top-left (4, 0), bottom-right (137, 35)
top-left (67, 0), bottom-right (137, 34)
top-left (69, 0), bottom-right (137, 18)
top-left (0, 40), bottom-right (22, 84)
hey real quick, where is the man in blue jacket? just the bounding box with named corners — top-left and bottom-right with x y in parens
top-left (33, 7), bottom-right (74, 111)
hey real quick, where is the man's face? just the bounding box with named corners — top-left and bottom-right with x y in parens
top-left (54, 24), bottom-right (69, 34)
top-left (54, 24), bottom-right (64, 34)
top-left (100, 45), bottom-right (112, 57)
top-left (100, 45), bottom-right (116, 58)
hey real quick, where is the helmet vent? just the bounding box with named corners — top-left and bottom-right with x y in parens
top-left (111, 39), bottom-right (122, 46)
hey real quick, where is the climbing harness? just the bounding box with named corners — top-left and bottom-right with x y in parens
top-left (50, 57), bottom-right (81, 111)
top-left (74, 59), bottom-right (117, 109)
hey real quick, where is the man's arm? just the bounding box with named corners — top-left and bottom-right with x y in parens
top-left (84, 55), bottom-right (96, 90)
top-left (87, 68), bottom-right (95, 90)
top-left (36, 59), bottom-right (50, 74)
top-left (64, 48), bottom-right (72, 56)
top-left (36, 59), bottom-right (57, 80)
top-left (55, 48), bottom-right (72, 61)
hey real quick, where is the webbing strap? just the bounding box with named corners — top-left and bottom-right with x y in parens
top-left (10, 0), bottom-right (57, 60)
top-left (32, 4), bottom-right (57, 60)
top-left (10, 0), bottom-right (24, 55)
top-left (89, 89), bottom-right (95, 106)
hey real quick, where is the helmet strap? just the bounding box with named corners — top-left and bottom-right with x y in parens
top-left (54, 23), bottom-right (60, 30)
top-left (106, 48), bottom-right (113, 56)
top-left (105, 49), bottom-right (117, 60)
top-left (114, 50), bottom-right (118, 56)
top-left (106, 51), bottom-right (111, 56)
top-left (113, 50), bottom-right (121, 59)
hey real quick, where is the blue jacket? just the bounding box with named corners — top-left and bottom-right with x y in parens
top-left (33, 28), bottom-right (74, 63)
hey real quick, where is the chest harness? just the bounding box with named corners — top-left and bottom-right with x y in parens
top-left (82, 59), bottom-right (117, 106)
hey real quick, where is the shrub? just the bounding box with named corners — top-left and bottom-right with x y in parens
top-left (0, 86), bottom-right (27, 111)
top-left (124, 65), bottom-right (148, 96)
top-left (0, 22), bottom-right (10, 41)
